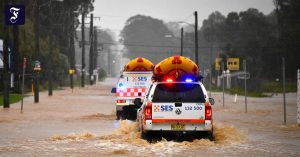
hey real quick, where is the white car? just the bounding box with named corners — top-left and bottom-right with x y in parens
top-left (136, 77), bottom-right (214, 140)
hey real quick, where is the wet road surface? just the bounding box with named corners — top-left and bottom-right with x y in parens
top-left (0, 78), bottom-right (299, 157)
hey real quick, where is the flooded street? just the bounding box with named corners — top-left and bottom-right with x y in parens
top-left (0, 78), bottom-right (299, 157)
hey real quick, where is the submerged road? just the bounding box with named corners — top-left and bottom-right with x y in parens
top-left (0, 78), bottom-right (299, 157)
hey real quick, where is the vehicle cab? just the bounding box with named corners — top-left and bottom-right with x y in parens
top-left (137, 76), bottom-right (214, 140)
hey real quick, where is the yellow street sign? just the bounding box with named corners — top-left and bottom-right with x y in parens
top-left (215, 58), bottom-right (222, 70)
top-left (69, 69), bottom-right (75, 75)
top-left (227, 58), bottom-right (240, 71)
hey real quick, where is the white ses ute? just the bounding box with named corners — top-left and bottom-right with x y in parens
top-left (136, 76), bottom-right (215, 141)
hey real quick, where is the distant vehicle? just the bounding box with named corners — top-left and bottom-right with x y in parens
top-left (136, 56), bottom-right (214, 140)
top-left (111, 57), bottom-right (154, 120)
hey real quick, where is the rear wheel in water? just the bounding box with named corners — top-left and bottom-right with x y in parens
top-left (141, 131), bottom-right (149, 140)
top-left (141, 127), bottom-right (152, 142)
top-left (123, 106), bottom-right (138, 120)
top-left (116, 111), bottom-right (123, 120)
top-left (207, 130), bottom-right (214, 141)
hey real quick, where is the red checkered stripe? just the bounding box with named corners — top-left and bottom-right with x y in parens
top-left (116, 88), bottom-right (147, 97)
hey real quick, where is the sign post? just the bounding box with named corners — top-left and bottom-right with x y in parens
top-left (69, 69), bottom-right (75, 92)
top-left (222, 62), bottom-right (225, 108)
top-left (244, 60), bottom-right (247, 113)
top-left (297, 69), bottom-right (300, 125)
top-left (0, 39), bottom-right (3, 69)
top-left (20, 57), bottom-right (27, 112)
top-left (33, 60), bottom-right (41, 103)
top-left (282, 58), bottom-right (286, 125)
top-left (215, 58), bottom-right (221, 71)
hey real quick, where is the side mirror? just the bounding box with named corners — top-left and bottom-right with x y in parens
top-left (111, 87), bottom-right (116, 93)
top-left (133, 98), bottom-right (143, 107)
top-left (209, 98), bottom-right (215, 105)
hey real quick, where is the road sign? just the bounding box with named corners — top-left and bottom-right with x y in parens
top-left (69, 69), bottom-right (75, 75)
top-left (33, 60), bottom-right (41, 71)
top-left (97, 43), bottom-right (103, 51)
top-left (79, 41), bottom-right (90, 47)
top-left (23, 57), bottom-right (27, 68)
top-left (297, 69), bottom-right (300, 125)
top-left (227, 58), bottom-right (240, 71)
top-left (0, 39), bottom-right (3, 51)
top-left (237, 72), bottom-right (250, 79)
top-left (215, 58), bottom-right (221, 70)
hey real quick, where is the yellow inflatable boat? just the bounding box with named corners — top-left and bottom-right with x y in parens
top-left (124, 57), bottom-right (154, 72)
top-left (154, 55), bottom-right (199, 79)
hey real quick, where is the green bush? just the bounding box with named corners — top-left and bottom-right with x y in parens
top-left (262, 81), bottom-right (296, 93)
top-left (0, 94), bottom-right (22, 106)
top-left (98, 68), bottom-right (107, 81)
top-left (210, 86), bottom-right (268, 97)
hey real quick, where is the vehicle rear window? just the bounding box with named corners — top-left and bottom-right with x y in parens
top-left (152, 83), bottom-right (205, 103)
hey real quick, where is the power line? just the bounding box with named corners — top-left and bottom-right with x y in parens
top-left (92, 13), bottom-right (184, 23)
top-left (100, 42), bottom-right (296, 49)
top-left (181, 13), bottom-right (194, 23)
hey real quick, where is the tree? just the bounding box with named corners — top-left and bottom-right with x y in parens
top-left (0, 0), bottom-right (95, 90)
top-left (199, 9), bottom-right (279, 80)
top-left (274, 0), bottom-right (300, 80)
top-left (120, 15), bottom-right (175, 63)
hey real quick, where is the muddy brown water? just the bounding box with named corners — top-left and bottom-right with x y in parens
top-left (0, 78), bottom-right (299, 157)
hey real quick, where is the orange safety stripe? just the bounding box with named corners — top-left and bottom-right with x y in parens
top-left (152, 119), bottom-right (205, 123)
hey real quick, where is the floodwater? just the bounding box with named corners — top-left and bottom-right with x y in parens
top-left (0, 78), bottom-right (299, 157)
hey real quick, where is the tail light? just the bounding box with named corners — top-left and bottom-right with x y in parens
top-left (145, 102), bottom-right (152, 120)
top-left (205, 105), bottom-right (212, 120)
top-left (117, 100), bottom-right (126, 103)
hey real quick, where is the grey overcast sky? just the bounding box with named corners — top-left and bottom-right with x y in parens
top-left (92, 0), bottom-right (275, 33)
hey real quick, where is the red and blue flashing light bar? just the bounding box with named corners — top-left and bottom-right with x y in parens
top-left (154, 75), bottom-right (203, 83)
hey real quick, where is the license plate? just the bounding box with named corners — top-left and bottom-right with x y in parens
top-left (171, 124), bottom-right (185, 130)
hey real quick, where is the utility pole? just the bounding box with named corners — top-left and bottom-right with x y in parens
top-left (81, 12), bottom-right (85, 87)
top-left (244, 60), bottom-right (247, 113)
top-left (48, 0), bottom-right (53, 96)
top-left (93, 27), bottom-right (98, 72)
top-left (89, 14), bottom-right (94, 85)
top-left (209, 46), bottom-right (212, 97)
top-left (108, 49), bottom-right (111, 76)
top-left (35, 0), bottom-right (39, 60)
top-left (33, 63), bottom-right (40, 103)
top-left (69, 10), bottom-right (75, 91)
top-left (3, 0), bottom-right (10, 108)
top-left (194, 11), bottom-right (199, 66)
top-left (33, 0), bottom-right (41, 101)
top-left (12, 0), bottom-right (20, 93)
top-left (13, 25), bottom-right (20, 92)
top-left (180, 27), bottom-right (183, 56)
top-left (282, 57), bottom-right (286, 125)
top-left (222, 62), bottom-right (225, 108)
top-left (209, 19), bottom-right (213, 98)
